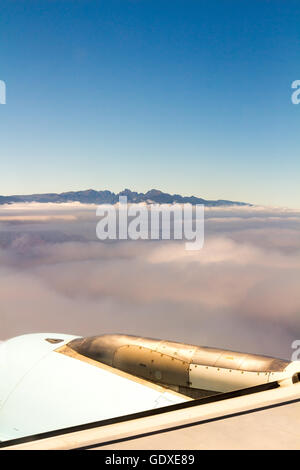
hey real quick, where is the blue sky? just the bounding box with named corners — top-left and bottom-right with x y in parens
top-left (0, 0), bottom-right (300, 206)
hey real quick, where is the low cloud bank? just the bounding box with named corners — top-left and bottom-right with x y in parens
top-left (0, 202), bottom-right (299, 359)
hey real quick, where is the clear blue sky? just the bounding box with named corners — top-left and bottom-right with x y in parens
top-left (0, 0), bottom-right (299, 206)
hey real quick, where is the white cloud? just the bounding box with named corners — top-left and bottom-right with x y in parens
top-left (0, 203), bottom-right (299, 360)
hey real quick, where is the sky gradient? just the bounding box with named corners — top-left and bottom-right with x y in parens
top-left (0, 0), bottom-right (300, 207)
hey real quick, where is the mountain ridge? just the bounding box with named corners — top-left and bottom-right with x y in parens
top-left (0, 189), bottom-right (250, 207)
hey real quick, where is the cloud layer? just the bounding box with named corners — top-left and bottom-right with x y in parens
top-left (0, 202), bottom-right (300, 360)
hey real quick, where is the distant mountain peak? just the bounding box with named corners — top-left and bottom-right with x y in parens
top-left (145, 189), bottom-right (164, 196)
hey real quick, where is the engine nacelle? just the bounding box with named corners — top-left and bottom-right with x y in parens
top-left (68, 334), bottom-right (293, 395)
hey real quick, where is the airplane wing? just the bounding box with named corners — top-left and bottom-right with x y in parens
top-left (0, 333), bottom-right (299, 450)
